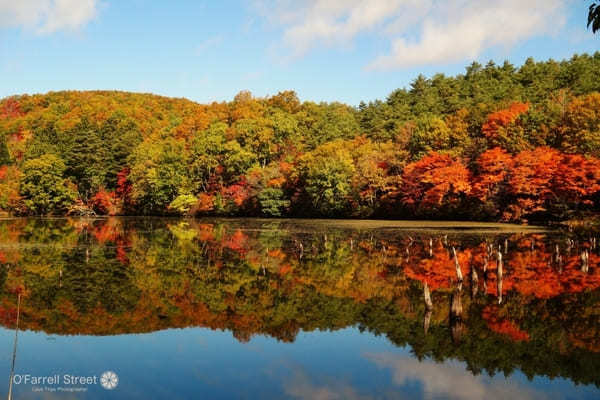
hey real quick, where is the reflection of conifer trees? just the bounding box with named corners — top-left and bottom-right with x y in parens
top-left (60, 246), bottom-right (140, 315)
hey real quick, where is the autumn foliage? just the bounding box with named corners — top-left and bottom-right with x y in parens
top-left (401, 153), bottom-right (471, 215)
top-left (482, 102), bottom-right (529, 141)
top-left (482, 306), bottom-right (530, 342)
top-left (0, 54), bottom-right (600, 220)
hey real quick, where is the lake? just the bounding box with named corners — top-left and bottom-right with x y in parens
top-left (0, 218), bottom-right (598, 399)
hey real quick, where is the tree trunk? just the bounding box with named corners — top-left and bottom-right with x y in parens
top-left (452, 247), bottom-right (463, 282)
top-left (497, 251), bottom-right (503, 304)
top-left (423, 282), bottom-right (433, 310)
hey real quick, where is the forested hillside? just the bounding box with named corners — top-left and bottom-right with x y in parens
top-left (1, 54), bottom-right (600, 221)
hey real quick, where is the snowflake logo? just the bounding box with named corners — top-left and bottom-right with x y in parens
top-left (100, 371), bottom-right (119, 390)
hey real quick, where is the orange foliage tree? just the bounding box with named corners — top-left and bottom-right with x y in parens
top-left (472, 147), bottom-right (514, 217)
top-left (401, 152), bottom-right (472, 215)
top-left (482, 102), bottom-right (530, 150)
top-left (503, 148), bottom-right (600, 220)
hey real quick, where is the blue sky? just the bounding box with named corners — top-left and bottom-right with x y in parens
top-left (0, 0), bottom-right (598, 105)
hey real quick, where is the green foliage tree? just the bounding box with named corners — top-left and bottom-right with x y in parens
top-left (63, 122), bottom-right (108, 201)
top-left (232, 118), bottom-right (275, 167)
top-left (298, 102), bottom-right (360, 149)
top-left (408, 115), bottom-right (455, 159)
top-left (560, 92), bottom-right (600, 156)
top-left (268, 108), bottom-right (300, 150)
top-left (298, 141), bottom-right (355, 216)
top-left (100, 113), bottom-right (143, 188)
top-left (0, 134), bottom-right (9, 165)
top-left (20, 154), bottom-right (77, 215)
top-left (258, 187), bottom-right (290, 217)
top-left (222, 140), bottom-right (257, 181)
top-left (169, 194), bottom-right (198, 215)
top-left (189, 122), bottom-right (227, 191)
top-left (128, 137), bottom-right (190, 214)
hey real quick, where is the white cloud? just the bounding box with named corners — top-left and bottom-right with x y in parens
top-left (0, 0), bottom-right (99, 34)
top-left (283, 369), bottom-right (372, 400)
top-left (365, 353), bottom-right (549, 400)
top-left (282, 354), bottom-right (551, 400)
top-left (254, 0), bottom-right (404, 57)
top-left (253, 0), bottom-right (569, 69)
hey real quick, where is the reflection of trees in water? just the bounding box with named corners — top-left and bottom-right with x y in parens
top-left (0, 218), bottom-right (599, 385)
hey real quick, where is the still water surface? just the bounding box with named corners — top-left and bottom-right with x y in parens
top-left (0, 218), bottom-right (598, 399)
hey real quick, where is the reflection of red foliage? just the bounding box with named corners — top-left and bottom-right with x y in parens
top-left (56, 299), bottom-right (80, 320)
top-left (0, 166), bottom-right (7, 179)
top-left (404, 242), bottom-right (472, 290)
top-left (223, 230), bottom-right (248, 254)
top-left (398, 236), bottom-right (600, 300)
top-left (484, 238), bottom-right (600, 298)
top-left (279, 264), bottom-right (292, 275)
top-left (92, 223), bottom-right (119, 243)
top-left (89, 220), bottom-right (129, 264)
top-left (197, 224), bottom-right (215, 241)
top-left (7, 285), bottom-right (26, 296)
top-left (268, 249), bottom-right (286, 259)
top-left (482, 305), bottom-right (529, 342)
top-left (0, 305), bottom-right (18, 326)
top-left (116, 244), bottom-right (129, 265)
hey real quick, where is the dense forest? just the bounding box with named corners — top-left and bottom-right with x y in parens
top-left (0, 218), bottom-right (599, 385)
top-left (2, 53), bottom-right (600, 221)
